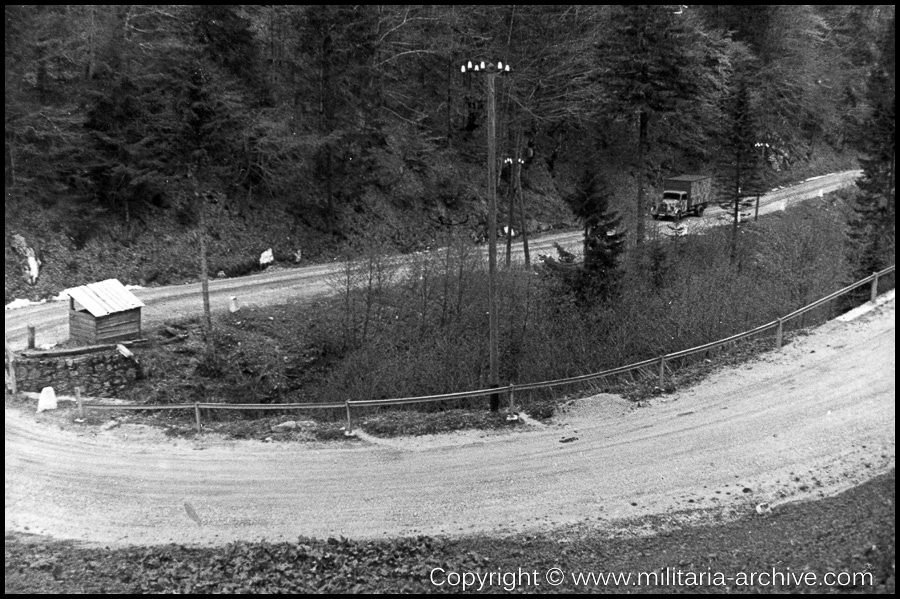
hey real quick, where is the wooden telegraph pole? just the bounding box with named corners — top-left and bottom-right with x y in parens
top-left (486, 66), bottom-right (499, 411)
top-left (190, 167), bottom-right (212, 339)
top-left (462, 59), bottom-right (510, 411)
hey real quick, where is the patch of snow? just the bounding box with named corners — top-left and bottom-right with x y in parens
top-left (27, 256), bottom-right (40, 284)
top-left (5, 298), bottom-right (46, 311)
top-left (260, 248), bottom-right (274, 267)
top-left (837, 289), bottom-right (894, 322)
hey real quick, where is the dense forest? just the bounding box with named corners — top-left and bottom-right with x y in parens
top-left (4, 5), bottom-right (896, 302)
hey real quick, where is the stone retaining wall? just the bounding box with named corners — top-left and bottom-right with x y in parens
top-left (12, 351), bottom-right (140, 397)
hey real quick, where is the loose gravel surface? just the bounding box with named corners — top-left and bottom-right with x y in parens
top-left (5, 294), bottom-right (894, 549)
top-left (4, 469), bottom-right (895, 592)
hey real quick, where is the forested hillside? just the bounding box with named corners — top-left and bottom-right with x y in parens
top-left (4, 5), bottom-right (894, 301)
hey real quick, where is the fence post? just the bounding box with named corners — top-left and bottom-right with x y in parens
top-left (659, 356), bottom-right (666, 388)
top-left (5, 335), bottom-right (16, 396)
top-left (76, 386), bottom-right (83, 418)
top-left (27, 326), bottom-right (35, 350)
top-left (194, 402), bottom-right (201, 434)
top-left (508, 384), bottom-right (515, 414)
top-left (870, 271), bottom-right (879, 303)
top-left (345, 401), bottom-right (352, 434)
top-left (775, 318), bottom-right (783, 349)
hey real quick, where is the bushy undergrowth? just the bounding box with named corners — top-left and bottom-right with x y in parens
top-left (129, 193), bottom-right (867, 421)
top-left (297, 196), bottom-right (853, 408)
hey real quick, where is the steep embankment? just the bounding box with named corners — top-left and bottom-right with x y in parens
top-left (4, 139), bottom-right (575, 306)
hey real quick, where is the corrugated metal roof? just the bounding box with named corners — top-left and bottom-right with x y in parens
top-left (65, 279), bottom-right (144, 318)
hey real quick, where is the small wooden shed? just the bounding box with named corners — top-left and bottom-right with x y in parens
top-left (65, 279), bottom-right (144, 345)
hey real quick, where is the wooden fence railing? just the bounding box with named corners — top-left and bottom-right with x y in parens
top-left (13, 265), bottom-right (894, 434)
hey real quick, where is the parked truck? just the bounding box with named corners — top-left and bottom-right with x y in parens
top-left (650, 175), bottom-right (713, 220)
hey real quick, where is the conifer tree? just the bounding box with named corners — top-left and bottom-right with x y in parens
top-left (848, 16), bottom-right (895, 277)
top-left (596, 5), bottom-right (723, 245)
top-left (545, 170), bottom-right (626, 302)
top-left (718, 75), bottom-right (766, 264)
top-left (571, 171), bottom-right (625, 287)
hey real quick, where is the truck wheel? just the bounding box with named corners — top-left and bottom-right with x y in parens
top-left (697, 205), bottom-right (705, 216)
top-left (652, 214), bottom-right (659, 220)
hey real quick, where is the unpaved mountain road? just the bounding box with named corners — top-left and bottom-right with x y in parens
top-left (4, 170), bottom-right (862, 351)
top-left (5, 294), bottom-right (894, 547)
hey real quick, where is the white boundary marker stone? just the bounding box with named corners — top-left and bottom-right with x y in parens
top-left (37, 387), bottom-right (58, 412)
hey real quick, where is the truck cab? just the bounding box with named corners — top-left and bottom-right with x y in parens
top-left (652, 191), bottom-right (689, 220)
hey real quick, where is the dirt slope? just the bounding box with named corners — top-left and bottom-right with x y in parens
top-left (5, 294), bottom-right (894, 547)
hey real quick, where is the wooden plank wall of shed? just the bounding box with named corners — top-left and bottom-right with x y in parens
top-left (69, 310), bottom-right (97, 344)
top-left (95, 308), bottom-right (141, 343)
top-left (69, 308), bottom-right (141, 345)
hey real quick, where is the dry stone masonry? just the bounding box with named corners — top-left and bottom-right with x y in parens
top-left (13, 350), bottom-right (140, 397)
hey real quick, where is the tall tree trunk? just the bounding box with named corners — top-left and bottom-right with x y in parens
top-left (85, 6), bottom-right (96, 80)
top-left (513, 126), bottom-right (530, 267)
top-left (325, 146), bottom-right (334, 234)
top-left (730, 154), bottom-right (742, 265)
top-left (446, 59), bottom-right (453, 148)
top-left (6, 134), bottom-right (15, 187)
top-left (635, 110), bottom-right (648, 245)
top-left (518, 162), bottom-right (530, 267)
top-left (319, 39), bottom-right (336, 234)
top-left (505, 164), bottom-right (514, 268)
top-left (192, 176), bottom-right (212, 342)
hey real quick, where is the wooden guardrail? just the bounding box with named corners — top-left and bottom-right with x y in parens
top-left (30, 265), bottom-right (896, 434)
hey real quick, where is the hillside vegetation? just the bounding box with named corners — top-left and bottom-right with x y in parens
top-left (5, 6), bottom-right (894, 302)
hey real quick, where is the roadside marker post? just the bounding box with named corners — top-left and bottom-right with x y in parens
top-left (659, 356), bottom-right (666, 388)
top-left (775, 318), bottom-right (784, 349)
top-left (5, 334), bottom-right (16, 396)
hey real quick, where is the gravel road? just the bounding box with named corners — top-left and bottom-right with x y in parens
top-left (3, 170), bottom-right (862, 351)
top-left (4, 294), bottom-right (893, 547)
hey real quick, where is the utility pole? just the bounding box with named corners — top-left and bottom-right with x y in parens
top-left (462, 59), bottom-right (510, 411)
top-left (190, 167), bottom-right (212, 339)
top-left (486, 68), bottom-right (499, 410)
top-left (504, 155), bottom-right (526, 269)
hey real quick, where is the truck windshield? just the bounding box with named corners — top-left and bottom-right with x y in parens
top-left (662, 192), bottom-right (683, 200)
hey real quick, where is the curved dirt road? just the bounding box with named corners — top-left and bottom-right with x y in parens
top-left (4, 171), bottom-right (862, 351)
top-left (5, 295), bottom-right (894, 546)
